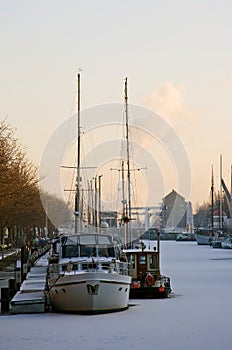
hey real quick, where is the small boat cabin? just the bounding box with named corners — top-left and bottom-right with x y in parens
top-left (124, 242), bottom-right (171, 298)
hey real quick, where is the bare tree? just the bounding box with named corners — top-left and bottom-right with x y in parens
top-left (0, 119), bottom-right (72, 246)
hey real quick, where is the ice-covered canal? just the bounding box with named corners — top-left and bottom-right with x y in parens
top-left (1, 241), bottom-right (232, 350)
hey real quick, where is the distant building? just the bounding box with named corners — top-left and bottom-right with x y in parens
top-left (161, 189), bottom-right (193, 232)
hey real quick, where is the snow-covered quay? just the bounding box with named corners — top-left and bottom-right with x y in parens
top-left (1, 241), bottom-right (232, 350)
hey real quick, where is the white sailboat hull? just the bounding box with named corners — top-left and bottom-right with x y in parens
top-left (48, 271), bottom-right (131, 313)
top-left (195, 233), bottom-right (211, 245)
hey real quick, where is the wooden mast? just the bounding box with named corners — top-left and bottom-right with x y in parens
top-left (211, 164), bottom-right (214, 233)
top-left (219, 154), bottom-right (222, 231)
top-left (125, 78), bottom-right (132, 246)
top-left (75, 72), bottom-right (81, 233)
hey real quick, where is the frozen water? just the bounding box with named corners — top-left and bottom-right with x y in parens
top-left (1, 241), bottom-right (232, 350)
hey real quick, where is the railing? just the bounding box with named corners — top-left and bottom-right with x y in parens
top-left (48, 258), bottom-right (129, 276)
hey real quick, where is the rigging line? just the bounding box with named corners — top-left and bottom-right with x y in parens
top-left (60, 74), bottom-right (80, 209)
top-left (129, 108), bottom-right (147, 208)
top-left (121, 108), bottom-right (127, 161)
top-left (66, 157), bottom-right (77, 209)
top-left (131, 170), bottom-right (143, 225)
top-left (70, 81), bottom-right (77, 116)
top-left (108, 162), bottom-right (117, 212)
top-left (121, 106), bottom-right (141, 212)
top-left (76, 82), bottom-right (96, 217)
top-left (107, 119), bottom-right (125, 211)
top-left (78, 85), bottom-right (98, 190)
top-left (131, 169), bottom-right (138, 208)
top-left (115, 165), bottom-right (122, 213)
top-left (61, 75), bottom-right (79, 177)
top-left (96, 108), bottom-right (125, 211)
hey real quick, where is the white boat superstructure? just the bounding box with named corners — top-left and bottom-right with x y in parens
top-left (47, 233), bottom-right (131, 313)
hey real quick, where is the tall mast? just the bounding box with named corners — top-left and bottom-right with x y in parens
top-left (219, 154), bottom-right (222, 230)
top-left (98, 175), bottom-right (103, 231)
top-left (211, 165), bottom-right (214, 232)
top-left (231, 164), bottom-right (232, 201)
top-left (231, 164), bottom-right (232, 223)
top-left (94, 176), bottom-right (98, 229)
top-left (75, 73), bottom-right (81, 233)
top-left (121, 161), bottom-right (126, 222)
top-left (125, 77), bottom-right (132, 244)
top-left (121, 160), bottom-right (127, 245)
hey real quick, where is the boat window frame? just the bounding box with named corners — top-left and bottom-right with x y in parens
top-left (61, 234), bottom-right (116, 258)
top-left (139, 254), bottom-right (146, 265)
top-left (128, 254), bottom-right (135, 269)
top-left (149, 253), bottom-right (158, 269)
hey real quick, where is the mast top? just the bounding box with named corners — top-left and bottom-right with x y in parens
top-left (211, 164), bottom-right (214, 190)
top-left (124, 77), bottom-right (128, 102)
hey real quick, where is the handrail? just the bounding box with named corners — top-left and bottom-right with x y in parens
top-left (48, 258), bottom-right (129, 276)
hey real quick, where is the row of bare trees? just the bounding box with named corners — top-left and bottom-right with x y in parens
top-left (0, 120), bottom-right (72, 247)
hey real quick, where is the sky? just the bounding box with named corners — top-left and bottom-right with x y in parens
top-left (1, 241), bottom-right (232, 349)
top-left (1, 0), bottom-right (232, 211)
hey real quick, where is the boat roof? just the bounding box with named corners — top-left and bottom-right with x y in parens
top-left (124, 248), bottom-right (158, 254)
top-left (59, 233), bottom-right (115, 246)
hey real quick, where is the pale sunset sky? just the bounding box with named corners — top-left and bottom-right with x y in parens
top-left (1, 0), bottom-right (232, 212)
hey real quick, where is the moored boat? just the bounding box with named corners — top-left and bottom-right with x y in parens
top-left (176, 232), bottom-right (196, 242)
top-left (211, 237), bottom-right (223, 248)
top-left (47, 73), bottom-right (131, 313)
top-left (221, 236), bottom-right (232, 249)
top-left (124, 241), bottom-right (171, 298)
top-left (195, 228), bottom-right (212, 245)
top-left (47, 232), bottom-right (131, 313)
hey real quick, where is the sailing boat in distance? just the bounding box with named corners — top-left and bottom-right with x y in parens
top-left (47, 74), bottom-right (131, 313)
top-left (195, 166), bottom-right (214, 245)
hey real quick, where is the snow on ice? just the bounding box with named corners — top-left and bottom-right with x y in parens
top-left (1, 241), bottom-right (232, 350)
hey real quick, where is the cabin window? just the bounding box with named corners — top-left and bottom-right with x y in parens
top-left (80, 235), bottom-right (96, 246)
top-left (97, 246), bottom-right (108, 257)
top-left (97, 235), bottom-right (111, 245)
top-left (128, 254), bottom-right (135, 268)
top-left (149, 255), bottom-right (158, 269)
top-left (80, 245), bottom-right (93, 257)
top-left (62, 245), bottom-right (78, 258)
top-left (139, 255), bottom-right (146, 265)
top-left (98, 246), bottom-right (115, 257)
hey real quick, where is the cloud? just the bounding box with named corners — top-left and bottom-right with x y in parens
top-left (142, 81), bottom-right (193, 122)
